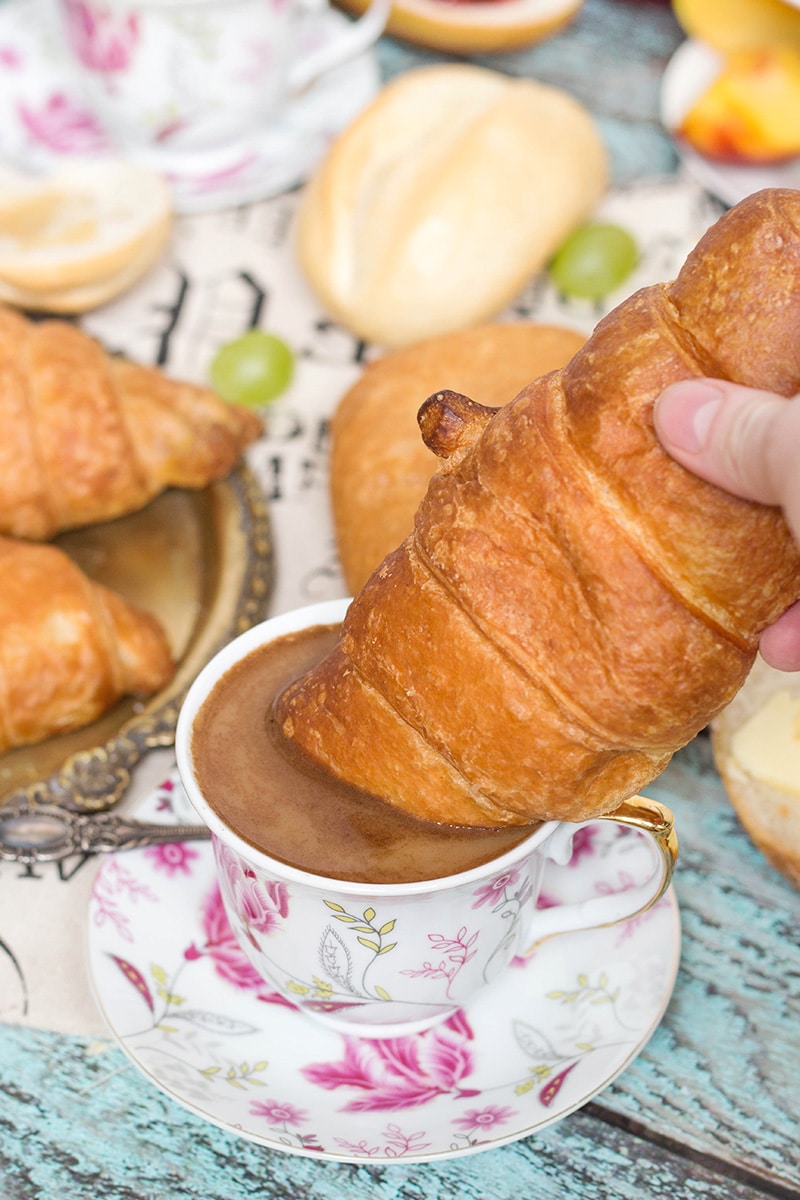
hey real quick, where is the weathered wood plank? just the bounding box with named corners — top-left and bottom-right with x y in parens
top-left (0, 1024), bottom-right (789, 1200)
top-left (606, 737), bottom-right (800, 1192)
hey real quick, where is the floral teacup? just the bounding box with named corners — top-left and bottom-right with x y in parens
top-left (176, 600), bottom-right (678, 1038)
top-left (57, 0), bottom-right (389, 175)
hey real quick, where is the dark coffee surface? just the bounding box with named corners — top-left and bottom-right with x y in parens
top-left (191, 624), bottom-right (535, 883)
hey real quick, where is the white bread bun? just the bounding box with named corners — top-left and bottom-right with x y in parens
top-left (330, 321), bottom-right (586, 593)
top-left (334, 0), bottom-right (584, 55)
top-left (711, 655), bottom-right (800, 888)
top-left (0, 161), bottom-right (171, 311)
top-left (296, 65), bottom-right (608, 348)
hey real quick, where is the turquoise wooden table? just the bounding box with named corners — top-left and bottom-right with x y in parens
top-left (1, 2), bottom-right (799, 1197)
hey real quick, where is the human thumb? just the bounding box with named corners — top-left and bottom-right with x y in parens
top-left (653, 378), bottom-right (800, 542)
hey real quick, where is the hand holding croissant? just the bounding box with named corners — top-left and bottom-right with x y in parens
top-left (655, 377), bottom-right (800, 671)
top-left (277, 188), bottom-right (800, 827)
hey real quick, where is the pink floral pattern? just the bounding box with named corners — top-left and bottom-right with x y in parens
top-left (452, 1104), bottom-right (518, 1135)
top-left (91, 858), bottom-right (157, 943)
top-left (472, 863), bottom-right (526, 909)
top-left (144, 843), bottom-right (199, 876)
top-left (401, 927), bottom-right (479, 999)
top-left (250, 1099), bottom-right (308, 1127)
top-left (214, 840), bottom-right (290, 945)
top-left (301, 1011), bottom-right (478, 1112)
top-left (185, 882), bottom-right (293, 1006)
top-left (334, 1124), bottom-right (432, 1158)
top-left (17, 92), bottom-right (108, 154)
top-left (61, 0), bottom-right (139, 73)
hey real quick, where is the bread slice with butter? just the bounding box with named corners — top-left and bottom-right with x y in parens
top-left (712, 656), bottom-right (800, 887)
top-left (0, 160), bottom-right (171, 313)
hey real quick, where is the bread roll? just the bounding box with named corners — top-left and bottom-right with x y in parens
top-left (712, 657), bottom-right (800, 888)
top-left (296, 65), bottom-right (608, 347)
top-left (331, 322), bottom-right (586, 593)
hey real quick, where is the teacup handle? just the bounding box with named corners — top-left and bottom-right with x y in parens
top-left (522, 795), bottom-right (678, 952)
top-left (288, 0), bottom-right (392, 94)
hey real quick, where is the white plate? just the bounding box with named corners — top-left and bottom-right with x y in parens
top-left (335, 0), bottom-right (583, 55)
top-left (86, 773), bottom-right (681, 1163)
top-left (0, 0), bottom-right (380, 213)
top-left (660, 38), bottom-right (800, 207)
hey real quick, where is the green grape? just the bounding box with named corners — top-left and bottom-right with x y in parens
top-left (210, 330), bottom-right (295, 407)
top-left (548, 223), bottom-right (638, 301)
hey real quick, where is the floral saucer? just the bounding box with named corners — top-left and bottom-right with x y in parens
top-left (0, 0), bottom-right (380, 213)
top-left (86, 773), bottom-right (681, 1164)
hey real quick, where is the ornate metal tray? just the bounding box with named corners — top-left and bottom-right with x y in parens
top-left (0, 466), bottom-right (272, 814)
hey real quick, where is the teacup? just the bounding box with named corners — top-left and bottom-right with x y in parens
top-left (175, 599), bottom-right (678, 1039)
top-left (56, 0), bottom-right (389, 175)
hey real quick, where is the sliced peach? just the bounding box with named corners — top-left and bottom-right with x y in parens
top-left (678, 46), bottom-right (800, 163)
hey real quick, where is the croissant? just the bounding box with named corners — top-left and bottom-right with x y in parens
top-left (276, 188), bottom-right (800, 827)
top-left (0, 306), bottom-right (262, 540)
top-left (0, 536), bottom-right (175, 753)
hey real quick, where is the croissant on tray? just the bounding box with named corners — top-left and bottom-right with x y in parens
top-left (276, 188), bottom-right (800, 827)
top-left (0, 537), bottom-right (175, 754)
top-left (0, 306), bottom-right (262, 540)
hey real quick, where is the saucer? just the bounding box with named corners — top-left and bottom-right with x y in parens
top-left (660, 39), bottom-right (800, 207)
top-left (0, 0), bottom-right (380, 213)
top-left (86, 773), bottom-right (680, 1164)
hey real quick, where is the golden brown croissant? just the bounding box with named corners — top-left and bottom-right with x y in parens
top-left (0, 536), bottom-right (174, 753)
top-left (277, 188), bottom-right (800, 827)
top-left (0, 306), bottom-right (262, 539)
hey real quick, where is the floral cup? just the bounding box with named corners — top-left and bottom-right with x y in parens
top-left (57, 0), bottom-right (389, 175)
top-left (176, 599), bottom-right (678, 1039)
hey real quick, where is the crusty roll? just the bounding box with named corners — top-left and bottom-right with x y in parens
top-left (331, 322), bottom-right (586, 594)
top-left (277, 188), bottom-right (800, 827)
top-left (0, 536), bottom-right (174, 753)
top-left (711, 657), bottom-right (800, 889)
top-left (0, 306), bottom-right (261, 540)
top-left (296, 64), bottom-right (608, 348)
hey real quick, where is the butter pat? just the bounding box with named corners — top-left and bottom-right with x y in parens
top-left (730, 690), bottom-right (800, 794)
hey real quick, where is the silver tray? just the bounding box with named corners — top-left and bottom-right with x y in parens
top-left (0, 466), bottom-right (272, 813)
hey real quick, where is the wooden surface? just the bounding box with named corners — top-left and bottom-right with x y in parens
top-left (2, 2), bottom-right (799, 1197)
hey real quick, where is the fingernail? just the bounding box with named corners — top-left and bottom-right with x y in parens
top-left (655, 380), bottom-right (725, 454)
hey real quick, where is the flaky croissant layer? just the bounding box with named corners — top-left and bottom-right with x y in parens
top-left (277, 188), bottom-right (800, 826)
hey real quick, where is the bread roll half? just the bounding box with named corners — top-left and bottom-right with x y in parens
top-left (297, 65), bottom-right (608, 347)
top-left (712, 656), bottom-right (800, 888)
top-left (331, 321), bottom-right (586, 592)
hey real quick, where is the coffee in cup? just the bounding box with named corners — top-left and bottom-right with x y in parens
top-left (176, 599), bottom-right (677, 1037)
